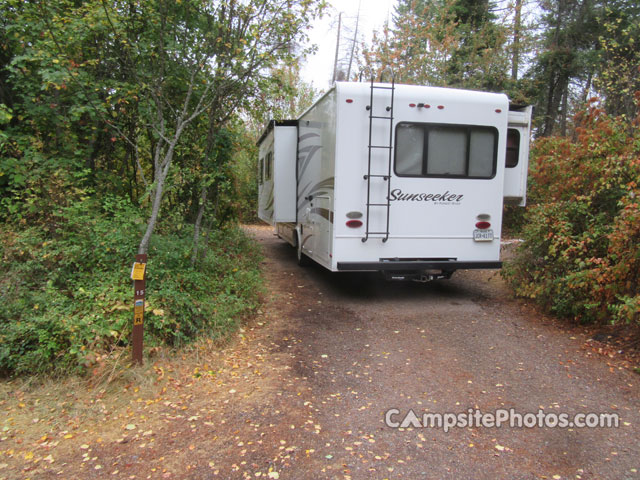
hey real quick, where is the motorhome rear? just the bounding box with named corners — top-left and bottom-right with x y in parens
top-left (258, 81), bottom-right (532, 281)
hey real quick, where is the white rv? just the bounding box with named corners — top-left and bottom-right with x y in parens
top-left (257, 81), bottom-right (532, 281)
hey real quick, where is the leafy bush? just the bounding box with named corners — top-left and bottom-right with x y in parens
top-left (0, 197), bottom-right (263, 376)
top-left (503, 101), bottom-right (640, 325)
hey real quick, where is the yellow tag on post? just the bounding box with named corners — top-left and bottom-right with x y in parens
top-left (131, 262), bottom-right (146, 281)
top-left (133, 299), bottom-right (144, 325)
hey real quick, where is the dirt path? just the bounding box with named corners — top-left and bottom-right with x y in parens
top-left (2, 225), bottom-right (639, 479)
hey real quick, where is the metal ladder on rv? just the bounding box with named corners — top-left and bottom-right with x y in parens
top-left (362, 72), bottom-right (395, 243)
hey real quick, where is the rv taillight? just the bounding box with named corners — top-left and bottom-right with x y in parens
top-left (346, 220), bottom-right (363, 228)
top-left (437, 105), bottom-right (445, 110)
top-left (475, 221), bottom-right (491, 229)
top-left (495, 108), bottom-right (502, 113)
top-left (346, 99), bottom-right (353, 103)
top-left (409, 103), bottom-right (416, 108)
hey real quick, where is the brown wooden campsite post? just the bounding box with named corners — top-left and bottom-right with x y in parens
top-left (131, 253), bottom-right (147, 365)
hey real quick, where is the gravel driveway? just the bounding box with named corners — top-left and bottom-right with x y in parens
top-left (9, 225), bottom-right (637, 480)
top-left (240, 225), bottom-right (640, 480)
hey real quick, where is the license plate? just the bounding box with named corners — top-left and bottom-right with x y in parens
top-left (473, 229), bottom-right (494, 242)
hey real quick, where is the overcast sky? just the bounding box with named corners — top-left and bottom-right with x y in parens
top-left (300, 0), bottom-right (398, 90)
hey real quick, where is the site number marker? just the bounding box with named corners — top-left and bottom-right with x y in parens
top-left (131, 254), bottom-right (147, 364)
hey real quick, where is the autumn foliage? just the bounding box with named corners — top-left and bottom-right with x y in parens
top-left (504, 96), bottom-right (640, 325)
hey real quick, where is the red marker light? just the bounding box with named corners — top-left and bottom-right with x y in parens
top-left (409, 103), bottom-right (416, 108)
top-left (346, 99), bottom-right (353, 103)
top-left (346, 220), bottom-right (363, 228)
top-left (437, 105), bottom-right (444, 110)
top-left (475, 221), bottom-right (491, 229)
top-left (495, 108), bottom-right (502, 113)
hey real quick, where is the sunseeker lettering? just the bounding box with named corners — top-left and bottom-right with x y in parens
top-left (389, 189), bottom-right (464, 203)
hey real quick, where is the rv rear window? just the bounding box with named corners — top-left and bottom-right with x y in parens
top-left (394, 123), bottom-right (498, 179)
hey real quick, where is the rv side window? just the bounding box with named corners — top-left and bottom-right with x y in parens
top-left (259, 157), bottom-right (264, 184)
top-left (266, 152), bottom-right (273, 180)
top-left (395, 123), bottom-right (498, 179)
top-left (506, 129), bottom-right (520, 168)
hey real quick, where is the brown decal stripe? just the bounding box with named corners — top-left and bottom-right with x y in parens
top-left (310, 177), bottom-right (335, 192)
top-left (265, 192), bottom-right (274, 211)
top-left (298, 145), bottom-right (322, 180)
top-left (299, 132), bottom-right (320, 142)
top-left (310, 207), bottom-right (334, 224)
top-left (301, 234), bottom-right (313, 248)
top-left (298, 177), bottom-right (336, 209)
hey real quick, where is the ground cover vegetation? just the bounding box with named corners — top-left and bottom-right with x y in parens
top-left (0, 0), bottom-right (324, 376)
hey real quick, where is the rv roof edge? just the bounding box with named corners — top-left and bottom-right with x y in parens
top-left (256, 119), bottom-right (298, 147)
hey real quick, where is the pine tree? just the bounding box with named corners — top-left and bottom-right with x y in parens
top-left (529, 0), bottom-right (603, 136)
top-left (362, 0), bottom-right (509, 91)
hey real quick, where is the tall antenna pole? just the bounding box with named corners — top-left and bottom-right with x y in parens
top-left (332, 12), bottom-right (342, 84)
top-left (346, 0), bottom-right (361, 81)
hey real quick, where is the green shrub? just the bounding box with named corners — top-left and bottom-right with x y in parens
top-left (0, 197), bottom-right (263, 376)
top-left (503, 103), bottom-right (640, 325)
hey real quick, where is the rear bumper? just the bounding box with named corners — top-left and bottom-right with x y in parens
top-left (336, 260), bottom-right (502, 271)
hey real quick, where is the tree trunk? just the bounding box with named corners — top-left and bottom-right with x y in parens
top-left (138, 169), bottom-right (165, 255)
top-left (190, 108), bottom-right (221, 264)
top-left (198, 185), bottom-right (219, 262)
top-left (199, 217), bottom-right (214, 263)
top-left (138, 130), bottom-right (179, 254)
top-left (542, 74), bottom-right (559, 136)
top-left (511, 0), bottom-right (522, 81)
top-left (191, 186), bottom-right (208, 266)
top-left (560, 85), bottom-right (568, 137)
top-left (581, 72), bottom-right (592, 104)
